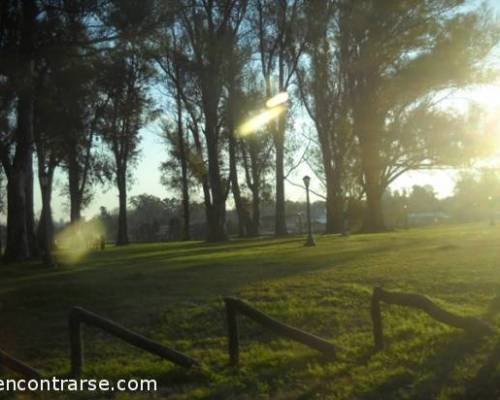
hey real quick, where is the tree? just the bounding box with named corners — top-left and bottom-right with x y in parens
top-left (0, 0), bottom-right (38, 262)
top-left (156, 28), bottom-right (192, 241)
top-left (452, 168), bottom-right (500, 222)
top-left (343, 0), bottom-right (500, 232)
top-left (224, 31), bottom-right (252, 238)
top-left (31, 4), bottom-right (96, 264)
top-left (175, 0), bottom-right (248, 241)
top-left (251, 0), bottom-right (306, 236)
top-left (97, 43), bottom-right (153, 245)
top-left (235, 86), bottom-right (274, 236)
top-left (298, 0), bottom-right (357, 234)
top-left (407, 185), bottom-right (439, 214)
top-left (33, 58), bottom-right (64, 265)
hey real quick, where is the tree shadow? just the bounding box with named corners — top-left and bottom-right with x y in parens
top-left (356, 332), bottom-right (486, 399)
top-left (463, 337), bottom-right (500, 399)
top-left (485, 291), bottom-right (500, 320)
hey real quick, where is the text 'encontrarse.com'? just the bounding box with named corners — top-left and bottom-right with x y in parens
top-left (0, 377), bottom-right (157, 392)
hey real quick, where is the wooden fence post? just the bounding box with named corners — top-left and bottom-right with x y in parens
top-left (370, 286), bottom-right (493, 352)
top-left (68, 306), bottom-right (199, 375)
top-left (224, 299), bottom-right (239, 367)
top-left (69, 308), bottom-right (83, 377)
top-left (371, 287), bottom-right (384, 351)
top-left (224, 297), bottom-right (336, 366)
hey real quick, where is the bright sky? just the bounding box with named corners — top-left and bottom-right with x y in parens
top-left (40, 0), bottom-right (500, 222)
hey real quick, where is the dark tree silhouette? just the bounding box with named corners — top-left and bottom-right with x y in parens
top-left (97, 44), bottom-right (153, 246)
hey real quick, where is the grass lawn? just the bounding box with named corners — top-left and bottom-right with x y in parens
top-left (1, 223), bottom-right (500, 399)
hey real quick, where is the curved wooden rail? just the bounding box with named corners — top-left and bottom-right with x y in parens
top-left (224, 297), bottom-right (336, 366)
top-left (371, 287), bottom-right (493, 351)
top-left (69, 307), bottom-right (199, 377)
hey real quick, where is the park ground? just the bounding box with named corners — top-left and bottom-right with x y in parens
top-left (1, 223), bottom-right (500, 399)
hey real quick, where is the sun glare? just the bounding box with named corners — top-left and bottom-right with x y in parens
top-left (238, 105), bottom-right (286, 136)
top-left (55, 219), bottom-right (104, 265)
top-left (265, 92), bottom-right (289, 108)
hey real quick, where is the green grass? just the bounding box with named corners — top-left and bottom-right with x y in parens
top-left (2, 223), bottom-right (500, 399)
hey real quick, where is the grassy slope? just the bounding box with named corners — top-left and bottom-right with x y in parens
top-left (1, 223), bottom-right (500, 399)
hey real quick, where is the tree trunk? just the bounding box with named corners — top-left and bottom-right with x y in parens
top-left (25, 146), bottom-right (37, 257)
top-left (204, 102), bottom-right (227, 242)
top-left (352, 85), bottom-right (386, 233)
top-left (3, 0), bottom-right (37, 263)
top-left (248, 150), bottom-right (261, 237)
top-left (4, 168), bottom-right (29, 262)
top-left (116, 170), bottom-right (129, 245)
top-left (274, 116), bottom-right (287, 236)
top-left (325, 178), bottom-right (344, 234)
top-left (248, 186), bottom-right (260, 237)
top-left (37, 166), bottom-right (55, 266)
top-left (4, 81), bottom-right (33, 262)
top-left (358, 130), bottom-right (386, 233)
top-left (362, 178), bottom-right (385, 232)
top-left (179, 132), bottom-right (190, 241)
top-left (68, 154), bottom-right (82, 223)
top-left (206, 151), bottom-right (227, 242)
top-left (228, 132), bottom-right (247, 237)
top-left (175, 81), bottom-right (190, 241)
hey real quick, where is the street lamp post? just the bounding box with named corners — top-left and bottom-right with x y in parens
top-left (403, 204), bottom-right (409, 229)
top-left (303, 175), bottom-right (315, 247)
top-left (489, 196), bottom-right (495, 226)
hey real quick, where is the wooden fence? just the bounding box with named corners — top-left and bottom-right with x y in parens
top-left (69, 307), bottom-right (199, 377)
top-left (224, 297), bottom-right (336, 366)
top-left (371, 286), bottom-right (493, 351)
top-left (1, 289), bottom-right (493, 379)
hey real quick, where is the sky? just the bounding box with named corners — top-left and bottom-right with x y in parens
top-left (40, 0), bottom-right (500, 222)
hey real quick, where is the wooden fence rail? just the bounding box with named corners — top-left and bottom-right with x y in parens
top-left (224, 297), bottom-right (336, 366)
top-left (69, 307), bottom-right (199, 377)
top-left (371, 286), bottom-right (493, 351)
top-left (0, 349), bottom-right (42, 379)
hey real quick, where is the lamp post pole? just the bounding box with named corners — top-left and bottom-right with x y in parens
top-left (489, 196), bottom-right (495, 226)
top-left (303, 175), bottom-right (315, 247)
top-left (403, 204), bottom-right (408, 229)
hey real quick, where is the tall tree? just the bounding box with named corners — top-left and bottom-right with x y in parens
top-left (33, 61), bottom-right (62, 265)
top-left (299, 0), bottom-right (356, 234)
top-left (235, 85), bottom-right (274, 236)
top-left (343, 0), bottom-right (500, 231)
top-left (176, 0), bottom-right (248, 241)
top-left (0, 0), bottom-right (38, 262)
top-left (225, 38), bottom-right (251, 238)
top-left (97, 43), bottom-right (153, 245)
top-left (156, 29), bottom-right (192, 241)
top-left (32, 3), bottom-right (95, 263)
top-left (252, 0), bottom-right (306, 236)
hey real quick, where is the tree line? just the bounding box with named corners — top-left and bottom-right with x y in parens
top-left (0, 0), bottom-right (498, 264)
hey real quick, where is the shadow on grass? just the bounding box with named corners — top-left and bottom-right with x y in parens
top-left (463, 338), bottom-right (500, 399)
top-left (485, 291), bottom-right (500, 320)
top-left (359, 333), bottom-right (485, 400)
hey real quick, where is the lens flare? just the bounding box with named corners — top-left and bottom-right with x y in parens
top-left (55, 219), bottom-right (105, 265)
top-left (265, 92), bottom-right (288, 108)
top-left (238, 105), bottom-right (285, 136)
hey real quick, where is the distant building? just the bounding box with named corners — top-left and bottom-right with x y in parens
top-left (408, 212), bottom-right (450, 226)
